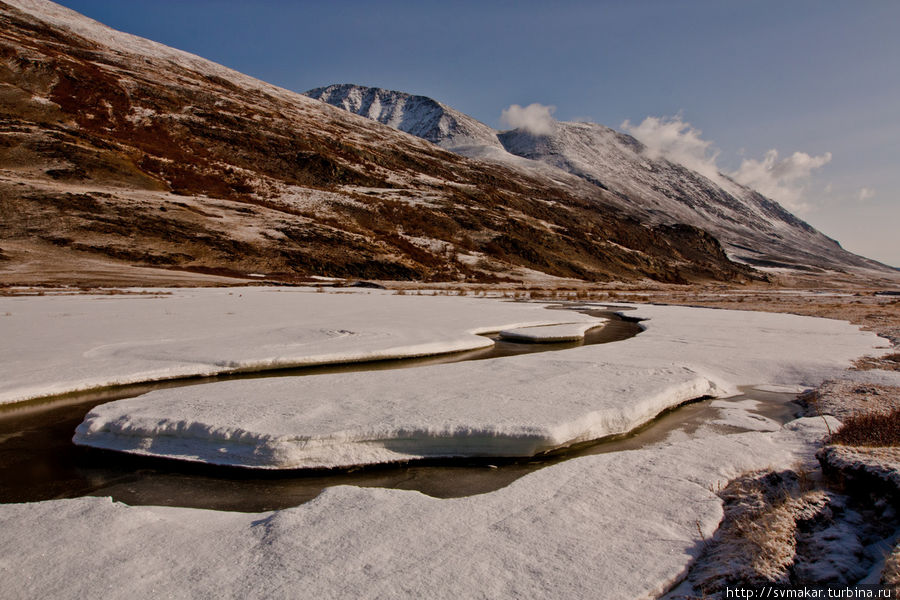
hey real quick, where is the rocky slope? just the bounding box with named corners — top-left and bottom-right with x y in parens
top-left (308, 84), bottom-right (895, 277)
top-left (0, 0), bottom-right (756, 286)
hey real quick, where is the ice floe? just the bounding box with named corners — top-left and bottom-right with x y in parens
top-left (498, 320), bottom-right (606, 342)
top-left (74, 360), bottom-right (716, 468)
top-left (72, 301), bottom-right (886, 469)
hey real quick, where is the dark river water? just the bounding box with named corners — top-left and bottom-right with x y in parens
top-left (0, 305), bottom-right (801, 512)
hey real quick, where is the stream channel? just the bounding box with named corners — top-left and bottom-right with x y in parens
top-left (0, 304), bottom-right (802, 512)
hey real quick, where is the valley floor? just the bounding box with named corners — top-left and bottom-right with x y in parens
top-left (0, 285), bottom-right (897, 598)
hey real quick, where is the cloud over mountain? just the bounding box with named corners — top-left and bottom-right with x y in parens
top-left (621, 115), bottom-right (721, 182)
top-left (730, 149), bottom-right (832, 213)
top-left (622, 115), bottom-right (831, 213)
top-left (500, 103), bottom-right (557, 136)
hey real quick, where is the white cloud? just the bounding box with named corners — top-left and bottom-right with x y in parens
top-left (621, 114), bottom-right (832, 214)
top-left (500, 103), bottom-right (557, 136)
top-left (620, 115), bottom-right (721, 182)
top-left (730, 149), bottom-right (832, 213)
top-left (856, 187), bottom-right (875, 202)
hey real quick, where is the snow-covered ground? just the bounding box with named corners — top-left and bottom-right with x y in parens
top-left (1, 290), bottom-right (891, 598)
top-left (0, 287), bottom-right (596, 405)
top-left (1, 418), bottom-right (832, 600)
top-left (70, 299), bottom-right (887, 469)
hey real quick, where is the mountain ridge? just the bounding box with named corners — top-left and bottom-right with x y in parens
top-left (306, 84), bottom-right (893, 276)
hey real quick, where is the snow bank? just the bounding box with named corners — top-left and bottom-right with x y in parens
top-left (498, 319), bottom-right (606, 342)
top-left (1, 418), bottom-right (832, 600)
top-left (72, 301), bottom-right (885, 469)
top-left (0, 287), bottom-right (596, 405)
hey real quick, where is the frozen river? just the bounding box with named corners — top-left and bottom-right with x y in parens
top-left (0, 288), bottom-right (886, 599)
top-left (0, 307), bottom-right (643, 509)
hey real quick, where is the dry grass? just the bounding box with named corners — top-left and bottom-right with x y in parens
top-left (688, 470), bottom-right (826, 592)
top-left (830, 409), bottom-right (900, 447)
top-left (855, 352), bottom-right (900, 372)
top-left (682, 465), bottom-right (900, 594)
top-left (799, 381), bottom-right (900, 424)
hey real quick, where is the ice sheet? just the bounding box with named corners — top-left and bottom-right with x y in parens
top-left (0, 287), bottom-right (596, 405)
top-left (1, 419), bottom-right (832, 600)
top-left (74, 360), bottom-right (716, 468)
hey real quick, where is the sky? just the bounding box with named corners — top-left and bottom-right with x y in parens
top-left (54, 0), bottom-right (900, 268)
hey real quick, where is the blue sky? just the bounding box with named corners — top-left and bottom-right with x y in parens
top-left (56, 0), bottom-right (900, 267)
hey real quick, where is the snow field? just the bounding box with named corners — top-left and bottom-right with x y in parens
top-left (0, 287), bottom-right (598, 405)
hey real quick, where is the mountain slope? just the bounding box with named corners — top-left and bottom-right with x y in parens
top-left (308, 84), bottom-right (894, 277)
top-left (0, 0), bottom-right (754, 286)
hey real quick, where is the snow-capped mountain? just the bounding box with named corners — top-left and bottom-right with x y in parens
top-left (496, 122), bottom-right (860, 272)
top-left (305, 84), bottom-right (502, 152)
top-left (0, 0), bottom-right (760, 285)
top-left (309, 85), bottom-right (893, 276)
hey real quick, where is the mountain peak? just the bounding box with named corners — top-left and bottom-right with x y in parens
top-left (304, 84), bottom-right (502, 151)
